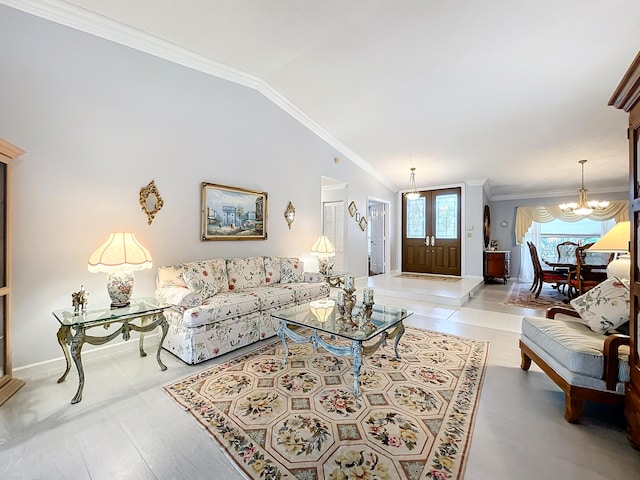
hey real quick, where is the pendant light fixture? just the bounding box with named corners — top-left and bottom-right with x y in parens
top-left (405, 167), bottom-right (420, 200)
top-left (559, 160), bottom-right (609, 215)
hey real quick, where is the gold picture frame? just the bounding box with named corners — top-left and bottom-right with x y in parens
top-left (139, 180), bottom-right (164, 225)
top-left (359, 216), bottom-right (368, 231)
top-left (348, 201), bottom-right (357, 217)
top-left (201, 182), bottom-right (267, 241)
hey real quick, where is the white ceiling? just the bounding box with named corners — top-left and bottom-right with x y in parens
top-left (13, 0), bottom-right (640, 198)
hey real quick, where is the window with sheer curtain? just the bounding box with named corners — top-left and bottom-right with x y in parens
top-left (520, 218), bottom-right (616, 281)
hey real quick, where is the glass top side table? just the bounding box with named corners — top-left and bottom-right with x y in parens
top-left (53, 297), bottom-right (169, 404)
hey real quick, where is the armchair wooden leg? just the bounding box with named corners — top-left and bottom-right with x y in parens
top-left (564, 394), bottom-right (582, 423)
top-left (520, 351), bottom-right (532, 370)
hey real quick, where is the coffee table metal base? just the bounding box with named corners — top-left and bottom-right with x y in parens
top-left (277, 320), bottom-right (405, 397)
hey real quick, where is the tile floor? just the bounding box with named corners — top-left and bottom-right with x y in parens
top-left (1, 274), bottom-right (639, 479)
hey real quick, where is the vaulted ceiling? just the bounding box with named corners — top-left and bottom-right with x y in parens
top-left (11, 0), bottom-right (640, 199)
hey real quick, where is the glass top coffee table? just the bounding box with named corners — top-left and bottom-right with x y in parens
top-left (271, 298), bottom-right (412, 396)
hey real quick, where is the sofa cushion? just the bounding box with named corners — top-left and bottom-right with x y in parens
top-left (180, 292), bottom-right (261, 328)
top-left (154, 286), bottom-right (203, 308)
top-left (244, 286), bottom-right (296, 310)
top-left (227, 256), bottom-right (266, 291)
top-left (521, 315), bottom-right (629, 380)
top-left (275, 281), bottom-right (330, 303)
top-left (569, 276), bottom-right (630, 333)
top-left (264, 256), bottom-right (282, 284)
top-left (157, 264), bottom-right (188, 288)
top-left (281, 257), bottom-right (304, 283)
top-left (182, 261), bottom-right (220, 299)
top-left (206, 258), bottom-right (230, 294)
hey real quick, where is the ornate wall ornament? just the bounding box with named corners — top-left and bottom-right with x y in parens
top-left (139, 180), bottom-right (164, 225)
top-left (284, 201), bottom-right (295, 229)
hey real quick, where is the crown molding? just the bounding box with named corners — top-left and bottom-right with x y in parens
top-left (321, 182), bottom-right (348, 191)
top-left (490, 185), bottom-right (628, 202)
top-left (2, 0), bottom-right (396, 192)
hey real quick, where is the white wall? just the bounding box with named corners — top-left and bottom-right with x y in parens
top-left (464, 181), bottom-right (486, 277)
top-left (0, 7), bottom-right (395, 367)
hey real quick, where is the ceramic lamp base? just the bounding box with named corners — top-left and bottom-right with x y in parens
top-left (607, 253), bottom-right (631, 281)
top-left (106, 271), bottom-right (134, 308)
top-left (318, 258), bottom-right (330, 275)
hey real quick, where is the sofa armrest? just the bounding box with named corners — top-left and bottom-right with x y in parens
top-left (304, 272), bottom-right (324, 283)
top-left (546, 307), bottom-right (580, 319)
top-left (155, 286), bottom-right (203, 309)
top-left (603, 333), bottom-right (631, 390)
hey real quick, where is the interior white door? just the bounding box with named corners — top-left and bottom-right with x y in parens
top-left (323, 201), bottom-right (344, 271)
top-left (369, 203), bottom-right (385, 274)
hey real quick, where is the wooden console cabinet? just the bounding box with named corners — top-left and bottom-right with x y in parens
top-left (0, 138), bottom-right (24, 406)
top-left (483, 250), bottom-right (510, 284)
top-left (609, 51), bottom-right (640, 449)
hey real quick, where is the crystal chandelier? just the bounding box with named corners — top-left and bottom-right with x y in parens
top-left (405, 167), bottom-right (420, 200)
top-left (559, 160), bottom-right (609, 215)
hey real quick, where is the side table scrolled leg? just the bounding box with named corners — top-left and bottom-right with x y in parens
top-left (139, 314), bottom-right (149, 357)
top-left (70, 328), bottom-right (86, 404)
top-left (56, 326), bottom-right (72, 384)
top-left (156, 316), bottom-right (168, 371)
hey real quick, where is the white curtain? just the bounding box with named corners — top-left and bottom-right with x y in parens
top-left (515, 201), bottom-right (628, 245)
top-left (519, 223), bottom-right (541, 282)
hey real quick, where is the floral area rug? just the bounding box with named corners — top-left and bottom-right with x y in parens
top-left (503, 281), bottom-right (572, 311)
top-left (164, 326), bottom-right (489, 480)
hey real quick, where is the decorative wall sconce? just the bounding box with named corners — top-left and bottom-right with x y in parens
top-left (139, 180), bottom-right (164, 225)
top-left (284, 201), bottom-right (295, 229)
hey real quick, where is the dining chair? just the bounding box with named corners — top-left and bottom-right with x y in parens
top-left (567, 243), bottom-right (608, 298)
top-left (527, 242), bottom-right (568, 298)
top-left (556, 240), bottom-right (579, 265)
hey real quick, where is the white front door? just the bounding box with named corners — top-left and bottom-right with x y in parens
top-left (369, 202), bottom-right (385, 274)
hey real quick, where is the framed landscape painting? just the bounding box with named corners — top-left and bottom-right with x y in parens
top-left (201, 182), bottom-right (268, 241)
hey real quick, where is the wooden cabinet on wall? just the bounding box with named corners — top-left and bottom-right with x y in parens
top-left (483, 250), bottom-right (510, 284)
top-left (0, 138), bottom-right (24, 406)
top-left (610, 51), bottom-right (640, 449)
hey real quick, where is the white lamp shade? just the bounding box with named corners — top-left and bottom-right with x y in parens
top-left (311, 236), bottom-right (336, 257)
top-left (588, 221), bottom-right (630, 253)
top-left (588, 221), bottom-right (631, 280)
top-left (88, 232), bottom-right (152, 273)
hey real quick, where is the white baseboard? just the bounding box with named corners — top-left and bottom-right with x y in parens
top-left (14, 332), bottom-right (159, 378)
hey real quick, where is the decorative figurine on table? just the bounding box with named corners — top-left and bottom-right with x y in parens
top-left (341, 274), bottom-right (356, 322)
top-left (72, 285), bottom-right (89, 314)
top-left (360, 288), bottom-right (375, 329)
top-left (335, 275), bottom-right (376, 331)
top-left (489, 239), bottom-right (499, 251)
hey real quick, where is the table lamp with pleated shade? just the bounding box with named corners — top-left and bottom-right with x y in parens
top-left (88, 232), bottom-right (152, 307)
top-left (311, 235), bottom-right (336, 275)
top-left (588, 221), bottom-right (630, 280)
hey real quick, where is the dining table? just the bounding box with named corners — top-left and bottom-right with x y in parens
top-left (542, 257), bottom-right (609, 271)
top-left (543, 257), bottom-right (609, 298)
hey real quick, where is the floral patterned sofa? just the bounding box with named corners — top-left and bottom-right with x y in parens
top-left (154, 256), bottom-right (329, 364)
